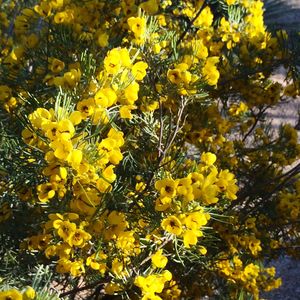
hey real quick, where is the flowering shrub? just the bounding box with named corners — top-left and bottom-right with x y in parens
top-left (0, 0), bottom-right (299, 299)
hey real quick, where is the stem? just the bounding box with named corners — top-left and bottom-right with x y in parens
top-left (176, 0), bottom-right (208, 47)
top-left (59, 279), bottom-right (106, 298)
top-left (242, 106), bottom-right (269, 143)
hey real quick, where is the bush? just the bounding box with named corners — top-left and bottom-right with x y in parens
top-left (0, 0), bottom-right (299, 299)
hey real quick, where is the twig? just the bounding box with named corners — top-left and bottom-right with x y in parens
top-left (242, 106), bottom-right (269, 142)
top-left (176, 0), bottom-right (208, 47)
top-left (59, 279), bottom-right (106, 298)
top-left (158, 99), bottom-right (164, 157)
top-left (132, 236), bottom-right (172, 274)
top-left (162, 96), bottom-right (187, 157)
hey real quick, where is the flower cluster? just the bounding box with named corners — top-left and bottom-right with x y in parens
top-left (216, 257), bottom-right (282, 300)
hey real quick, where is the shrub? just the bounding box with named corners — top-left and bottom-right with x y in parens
top-left (0, 0), bottom-right (299, 299)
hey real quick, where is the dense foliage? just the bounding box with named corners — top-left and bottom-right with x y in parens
top-left (0, 0), bottom-right (299, 299)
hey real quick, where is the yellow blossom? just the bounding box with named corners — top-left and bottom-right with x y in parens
top-left (22, 286), bottom-right (36, 300)
top-left (0, 289), bottom-right (22, 300)
top-left (161, 215), bottom-right (182, 235)
top-left (132, 61), bottom-right (148, 81)
top-left (151, 249), bottom-right (168, 268)
top-left (127, 17), bottom-right (146, 38)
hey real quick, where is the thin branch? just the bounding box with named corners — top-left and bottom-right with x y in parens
top-left (158, 98), bottom-right (164, 157)
top-left (176, 0), bottom-right (208, 47)
top-left (59, 279), bottom-right (106, 298)
top-left (242, 106), bottom-right (269, 142)
top-left (132, 236), bottom-right (172, 274)
top-left (162, 96), bottom-right (187, 158)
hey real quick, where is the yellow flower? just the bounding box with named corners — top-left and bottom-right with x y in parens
top-left (248, 237), bottom-right (262, 256)
top-left (67, 149), bottom-right (83, 168)
top-left (50, 138), bottom-right (73, 161)
top-left (202, 57), bottom-right (220, 86)
top-left (57, 119), bottom-right (75, 139)
top-left (151, 249), bottom-right (168, 268)
top-left (183, 229), bottom-right (201, 248)
top-left (104, 48), bottom-right (131, 75)
top-left (134, 275), bottom-right (165, 295)
top-left (141, 100), bottom-right (159, 112)
top-left (226, 0), bottom-right (236, 5)
top-left (194, 6), bottom-right (214, 28)
top-left (161, 215), bottom-right (182, 235)
top-left (54, 11), bottom-right (69, 24)
top-left (229, 102), bottom-right (248, 116)
top-left (62, 69), bottom-right (81, 88)
top-left (193, 39), bottom-right (208, 60)
top-left (49, 58), bottom-right (65, 73)
top-left (98, 32), bottom-right (109, 47)
top-left (42, 122), bottom-right (58, 140)
top-left (167, 69), bottom-right (182, 85)
top-left (95, 88), bottom-right (117, 108)
top-left (86, 252), bottom-right (107, 275)
top-left (105, 211), bottom-right (128, 239)
top-left (51, 0), bottom-right (64, 9)
top-left (157, 15), bottom-right (167, 26)
top-left (23, 33), bottom-right (39, 48)
top-left (22, 286), bottom-right (36, 300)
top-left (53, 220), bottom-right (77, 241)
top-left (167, 63), bottom-right (191, 85)
top-left (155, 196), bottom-right (172, 211)
top-left (199, 245), bottom-right (207, 255)
top-left (105, 283), bottom-right (122, 295)
top-left (217, 169), bottom-right (238, 200)
top-left (69, 259), bottom-right (85, 277)
top-left (102, 165), bottom-right (116, 183)
top-left (243, 263), bottom-right (260, 279)
top-left (120, 105), bottom-right (136, 119)
top-left (119, 48), bottom-right (132, 67)
top-left (108, 128), bottom-right (125, 147)
top-left (34, 2), bottom-right (52, 17)
top-left (109, 149), bottom-right (123, 165)
top-left (139, 0), bottom-right (159, 14)
top-left (124, 81), bottom-right (139, 104)
top-left (37, 183), bottom-right (56, 202)
top-left (184, 211), bottom-right (208, 229)
top-left (192, 169), bottom-right (219, 204)
top-left (201, 152), bottom-right (216, 166)
top-left (56, 243), bottom-right (72, 259)
top-left (0, 289), bottom-right (22, 300)
top-left (152, 43), bottom-right (161, 54)
top-left (116, 230), bottom-right (136, 255)
top-left (176, 177), bottom-right (194, 202)
top-left (77, 98), bottom-right (95, 119)
top-left (69, 111), bottom-right (82, 125)
top-left (92, 107), bottom-right (109, 125)
top-left (96, 178), bottom-right (112, 193)
top-left (111, 258), bottom-right (124, 276)
top-left (132, 61), bottom-right (148, 81)
top-left (127, 17), bottom-right (146, 38)
top-left (67, 228), bottom-right (91, 247)
top-left (155, 178), bottom-right (178, 198)
top-left (29, 108), bottom-right (52, 128)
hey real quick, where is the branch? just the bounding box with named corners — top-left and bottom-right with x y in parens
top-left (59, 279), bottom-right (106, 298)
top-left (176, 0), bottom-right (208, 47)
top-left (242, 106), bottom-right (269, 142)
